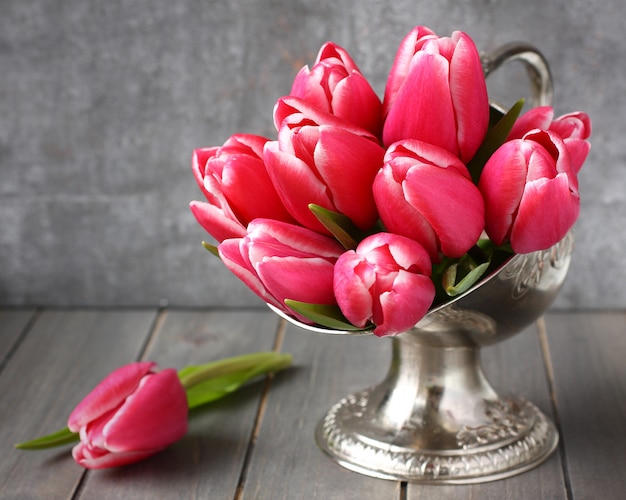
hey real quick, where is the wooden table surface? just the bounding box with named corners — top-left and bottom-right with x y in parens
top-left (1, 308), bottom-right (625, 499)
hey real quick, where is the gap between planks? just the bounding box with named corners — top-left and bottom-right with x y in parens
top-left (536, 316), bottom-right (574, 500)
top-left (234, 316), bottom-right (287, 500)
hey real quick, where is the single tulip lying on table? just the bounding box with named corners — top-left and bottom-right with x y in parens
top-left (15, 352), bottom-right (292, 469)
top-left (191, 25), bottom-right (592, 337)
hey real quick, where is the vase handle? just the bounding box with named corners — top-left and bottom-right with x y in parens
top-left (482, 43), bottom-right (553, 107)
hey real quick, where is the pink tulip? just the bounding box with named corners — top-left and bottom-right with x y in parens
top-left (479, 129), bottom-right (580, 253)
top-left (218, 219), bottom-right (344, 320)
top-left (265, 98), bottom-right (386, 233)
top-left (382, 27), bottom-right (489, 163)
top-left (67, 362), bottom-right (188, 469)
top-left (373, 139), bottom-right (485, 261)
top-left (334, 233), bottom-right (435, 336)
top-left (290, 42), bottom-right (382, 136)
top-left (508, 106), bottom-right (592, 173)
top-left (190, 134), bottom-right (294, 242)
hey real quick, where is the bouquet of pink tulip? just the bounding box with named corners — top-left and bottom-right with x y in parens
top-left (190, 26), bottom-right (591, 337)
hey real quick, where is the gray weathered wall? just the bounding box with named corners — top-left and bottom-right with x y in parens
top-left (1, 0), bottom-right (623, 307)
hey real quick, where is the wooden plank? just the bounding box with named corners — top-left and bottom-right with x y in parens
top-left (242, 323), bottom-right (401, 499)
top-left (0, 309), bottom-right (157, 500)
top-left (0, 309), bottom-right (36, 365)
top-left (77, 309), bottom-right (282, 500)
top-left (544, 311), bottom-right (626, 499)
top-left (406, 324), bottom-right (568, 499)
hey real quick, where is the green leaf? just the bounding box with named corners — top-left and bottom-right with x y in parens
top-left (178, 352), bottom-right (292, 410)
top-left (442, 261), bottom-right (491, 296)
top-left (308, 204), bottom-right (361, 250)
top-left (284, 299), bottom-right (372, 332)
top-left (202, 241), bottom-right (220, 257)
top-left (467, 99), bottom-right (525, 183)
top-left (15, 426), bottom-right (79, 450)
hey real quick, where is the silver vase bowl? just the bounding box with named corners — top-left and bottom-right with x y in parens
top-left (270, 43), bottom-right (567, 483)
top-left (273, 231), bottom-right (574, 483)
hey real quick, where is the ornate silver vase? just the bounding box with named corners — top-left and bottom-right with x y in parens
top-left (273, 44), bottom-right (570, 483)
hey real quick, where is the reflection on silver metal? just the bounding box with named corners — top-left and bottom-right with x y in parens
top-left (271, 43), bottom-right (569, 483)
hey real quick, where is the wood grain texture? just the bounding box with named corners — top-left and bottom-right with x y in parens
top-left (0, 309), bottom-right (36, 366)
top-left (77, 309), bottom-right (282, 500)
top-left (0, 309), bottom-right (156, 500)
top-left (242, 323), bottom-right (401, 500)
top-left (544, 312), bottom-right (626, 500)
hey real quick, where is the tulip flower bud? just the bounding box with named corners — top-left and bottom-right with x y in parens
top-left (479, 130), bottom-right (580, 253)
top-left (382, 27), bottom-right (489, 163)
top-left (334, 233), bottom-right (435, 336)
top-left (218, 219), bottom-right (344, 320)
top-left (67, 362), bottom-right (188, 469)
top-left (508, 106), bottom-right (592, 173)
top-left (373, 139), bottom-right (485, 261)
top-left (265, 100), bottom-right (386, 233)
top-left (190, 134), bottom-right (294, 242)
top-left (290, 42), bottom-right (382, 136)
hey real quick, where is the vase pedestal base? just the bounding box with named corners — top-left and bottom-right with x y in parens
top-left (316, 388), bottom-right (558, 484)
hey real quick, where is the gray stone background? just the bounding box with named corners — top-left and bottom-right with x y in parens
top-left (1, 0), bottom-right (623, 308)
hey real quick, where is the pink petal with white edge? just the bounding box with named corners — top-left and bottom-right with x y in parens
top-left (448, 32), bottom-right (490, 162)
top-left (508, 106), bottom-right (554, 140)
top-left (383, 52), bottom-right (456, 152)
top-left (218, 238), bottom-right (284, 310)
top-left (511, 173), bottom-right (580, 253)
top-left (334, 251), bottom-right (376, 328)
top-left (375, 272), bottom-right (435, 337)
top-left (246, 219), bottom-right (344, 259)
top-left (102, 369), bottom-right (188, 452)
top-left (68, 362), bottom-right (156, 432)
top-left (72, 441), bottom-right (158, 470)
top-left (404, 164), bottom-right (484, 258)
top-left (189, 200), bottom-right (246, 243)
top-left (479, 142), bottom-right (528, 245)
top-left (257, 256), bottom-right (337, 305)
top-left (263, 142), bottom-right (330, 233)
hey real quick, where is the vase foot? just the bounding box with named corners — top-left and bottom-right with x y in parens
top-left (315, 389), bottom-right (558, 484)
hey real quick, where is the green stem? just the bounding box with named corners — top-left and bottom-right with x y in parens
top-left (178, 352), bottom-right (292, 390)
top-left (15, 426), bottom-right (79, 450)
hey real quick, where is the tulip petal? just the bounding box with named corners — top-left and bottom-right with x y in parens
top-left (220, 154), bottom-right (294, 224)
top-left (373, 165), bottom-right (438, 258)
top-left (68, 362), bottom-right (156, 432)
top-left (315, 127), bottom-right (385, 229)
top-left (448, 32), bottom-right (490, 162)
top-left (72, 441), bottom-right (157, 470)
top-left (382, 26), bottom-right (437, 117)
top-left (383, 52), bottom-right (457, 152)
top-left (508, 106), bottom-right (554, 140)
top-left (257, 256), bottom-right (337, 305)
top-left (189, 200), bottom-right (246, 243)
top-left (375, 272), bottom-right (435, 336)
top-left (479, 142), bottom-right (528, 245)
top-left (334, 252), bottom-right (376, 328)
top-left (263, 142), bottom-right (331, 232)
top-left (510, 173), bottom-right (580, 253)
top-left (246, 219), bottom-right (344, 259)
top-left (218, 238), bottom-right (284, 309)
top-left (102, 369), bottom-right (188, 453)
